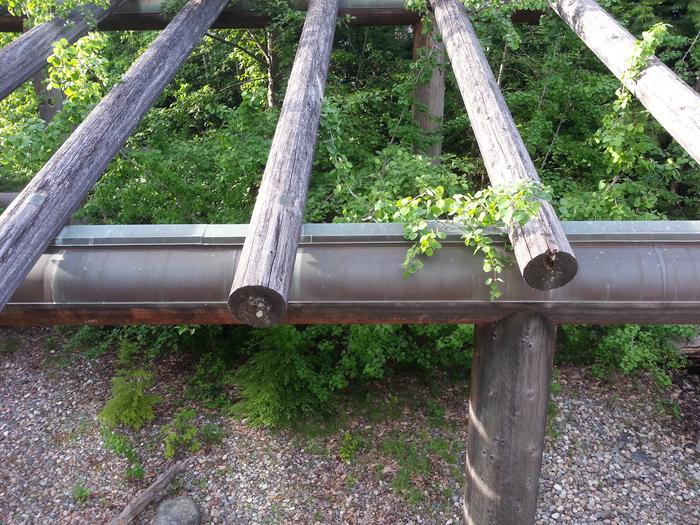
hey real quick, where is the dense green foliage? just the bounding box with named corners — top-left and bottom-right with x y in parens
top-left (99, 368), bottom-right (161, 429)
top-left (1, 0), bottom-right (698, 425)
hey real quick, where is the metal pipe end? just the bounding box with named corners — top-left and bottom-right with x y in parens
top-left (228, 285), bottom-right (287, 327)
top-left (522, 250), bottom-right (578, 290)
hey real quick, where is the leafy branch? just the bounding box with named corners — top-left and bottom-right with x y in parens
top-left (393, 181), bottom-right (548, 298)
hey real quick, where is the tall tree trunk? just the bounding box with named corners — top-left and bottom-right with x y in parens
top-left (412, 20), bottom-right (445, 158)
top-left (31, 67), bottom-right (64, 124)
top-left (266, 29), bottom-right (281, 108)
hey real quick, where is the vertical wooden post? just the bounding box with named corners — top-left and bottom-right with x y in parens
top-left (412, 19), bottom-right (445, 158)
top-left (0, 0), bottom-right (127, 102)
top-left (228, 0), bottom-right (339, 327)
top-left (430, 0), bottom-right (577, 290)
top-left (466, 313), bottom-right (556, 525)
top-left (0, 0), bottom-right (229, 312)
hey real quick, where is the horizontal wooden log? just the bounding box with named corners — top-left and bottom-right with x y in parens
top-left (0, 0), bottom-right (127, 102)
top-left (0, 4), bottom-right (545, 32)
top-left (0, 0), bottom-right (229, 312)
top-left (228, 0), bottom-right (339, 327)
top-left (4, 221), bottom-right (700, 326)
top-left (431, 0), bottom-right (577, 290)
top-left (550, 0), bottom-right (700, 165)
top-left (466, 313), bottom-right (556, 524)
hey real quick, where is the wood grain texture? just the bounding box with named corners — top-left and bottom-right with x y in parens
top-left (550, 0), bottom-right (700, 165)
top-left (431, 0), bottom-right (577, 290)
top-left (0, 0), bottom-right (229, 311)
top-left (466, 313), bottom-right (556, 525)
top-left (412, 19), bottom-right (446, 157)
top-left (0, 0), bottom-right (127, 101)
top-left (228, 0), bottom-right (339, 327)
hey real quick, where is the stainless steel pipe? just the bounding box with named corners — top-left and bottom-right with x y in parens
top-left (3, 221), bottom-right (700, 326)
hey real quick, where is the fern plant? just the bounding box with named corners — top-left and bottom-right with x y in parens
top-left (99, 369), bottom-right (161, 430)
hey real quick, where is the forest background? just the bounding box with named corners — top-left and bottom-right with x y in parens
top-left (0, 0), bottom-right (698, 427)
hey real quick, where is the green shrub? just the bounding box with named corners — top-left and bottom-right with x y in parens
top-left (560, 324), bottom-right (694, 387)
top-left (99, 369), bottom-right (161, 429)
top-left (162, 408), bottom-right (201, 459)
top-left (102, 429), bottom-right (144, 480)
top-left (71, 483), bottom-right (91, 505)
top-left (187, 353), bottom-right (233, 407)
top-left (338, 432), bottom-right (364, 464)
top-left (199, 423), bottom-right (225, 445)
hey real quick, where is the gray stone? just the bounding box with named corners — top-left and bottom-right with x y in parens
top-left (152, 496), bottom-right (201, 525)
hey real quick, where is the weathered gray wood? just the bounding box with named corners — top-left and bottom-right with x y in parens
top-left (466, 313), bottom-right (557, 525)
top-left (431, 0), bottom-right (577, 290)
top-left (412, 19), bottom-right (445, 157)
top-left (109, 461), bottom-right (186, 525)
top-left (0, 0), bottom-right (127, 102)
top-left (228, 0), bottom-right (339, 327)
top-left (0, 0), bottom-right (229, 312)
top-left (550, 0), bottom-right (700, 165)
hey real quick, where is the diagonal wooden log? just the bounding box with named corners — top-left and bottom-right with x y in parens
top-left (466, 313), bottom-right (557, 524)
top-left (549, 0), bottom-right (700, 165)
top-left (227, 0), bottom-right (339, 327)
top-left (0, 0), bottom-right (229, 312)
top-left (0, 0), bottom-right (127, 102)
top-left (430, 0), bottom-right (577, 290)
top-left (109, 461), bottom-right (187, 525)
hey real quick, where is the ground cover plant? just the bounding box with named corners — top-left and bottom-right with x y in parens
top-left (0, 0), bottom-right (697, 426)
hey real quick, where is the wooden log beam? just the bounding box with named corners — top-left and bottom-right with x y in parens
top-left (0, 0), bottom-right (229, 312)
top-left (550, 0), bottom-right (700, 165)
top-left (466, 313), bottom-right (556, 524)
top-left (0, 0), bottom-right (127, 102)
top-left (412, 19), bottom-right (446, 158)
top-left (227, 0), bottom-right (339, 327)
top-left (430, 0), bottom-right (577, 290)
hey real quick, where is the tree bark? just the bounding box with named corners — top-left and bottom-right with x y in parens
top-left (0, 0), bottom-right (229, 312)
top-left (266, 28), bottom-right (281, 108)
top-left (32, 67), bottom-right (64, 124)
top-left (227, 0), bottom-right (339, 327)
top-left (0, 0), bottom-right (127, 102)
top-left (550, 0), bottom-right (700, 165)
top-left (466, 313), bottom-right (557, 525)
top-left (430, 0), bottom-right (577, 290)
top-left (412, 19), bottom-right (445, 158)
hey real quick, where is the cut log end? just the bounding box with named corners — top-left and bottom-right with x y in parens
top-left (522, 250), bottom-right (578, 290)
top-left (228, 286), bottom-right (286, 327)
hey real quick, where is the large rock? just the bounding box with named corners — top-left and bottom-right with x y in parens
top-left (152, 496), bottom-right (201, 525)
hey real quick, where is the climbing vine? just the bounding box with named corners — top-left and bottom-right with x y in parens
top-left (392, 182), bottom-right (547, 298)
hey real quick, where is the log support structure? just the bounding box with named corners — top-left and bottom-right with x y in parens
top-left (466, 313), bottom-right (556, 524)
top-left (0, 0), bottom-right (127, 102)
top-left (549, 0), bottom-right (700, 165)
top-left (0, 0), bottom-right (229, 311)
top-left (430, 0), bottom-right (578, 290)
top-left (227, 0), bottom-right (339, 327)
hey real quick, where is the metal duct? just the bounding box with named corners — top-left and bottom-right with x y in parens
top-left (2, 221), bottom-right (700, 326)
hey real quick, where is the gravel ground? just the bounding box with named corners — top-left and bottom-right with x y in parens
top-left (0, 328), bottom-right (698, 525)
